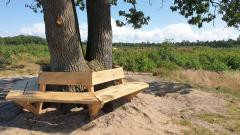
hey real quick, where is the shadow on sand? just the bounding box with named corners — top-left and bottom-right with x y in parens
top-left (0, 100), bottom-right (128, 134)
top-left (143, 81), bottom-right (193, 96)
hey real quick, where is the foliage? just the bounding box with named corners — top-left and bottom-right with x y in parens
top-left (24, 0), bottom-right (240, 29)
top-left (113, 39), bottom-right (240, 48)
top-left (0, 45), bottom-right (49, 68)
top-left (0, 40), bottom-right (240, 72)
top-left (0, 35), bottom-right (47, 45)
top-left (113, 44), bottom-right (240, 72)
top-left (171, 0), bottom-right (240, 28)
top-left (0, 51), bottom-right (12, 67)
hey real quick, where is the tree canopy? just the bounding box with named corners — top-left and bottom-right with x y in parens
top-left (25, 0), bottom-right (240, 29)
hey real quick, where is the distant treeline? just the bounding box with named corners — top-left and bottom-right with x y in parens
top-left (0, 35), bottom-right (239, 47)
top-left (113, 40), bottom-right (240, 48)
top-left (0, 35), bottom-right (47, 45)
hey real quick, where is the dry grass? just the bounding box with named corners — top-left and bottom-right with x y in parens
top-left (173, 119), bottom-right (214, 135)
top-left (196, 102), bottom-right (240, 134)
top-left (0, 61), bottom-right (39, 77)
top-left (155, 69), bottom-right (240, 98)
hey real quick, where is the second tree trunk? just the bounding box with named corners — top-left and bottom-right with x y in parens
top-left (85, 0), bottom-right (113, 69)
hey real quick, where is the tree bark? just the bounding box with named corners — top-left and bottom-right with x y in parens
top-left (41, 0), bottom-right (89, 73)
top-left (85, 0), bottom-right (113, 69)
top-left (41, 0), bottom-right (90, 111)
top-left (85, 0), bottom-right (115, 111)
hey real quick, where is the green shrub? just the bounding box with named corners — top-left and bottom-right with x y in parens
top-left (227, 56), bottom-right (240, 70)
top-left (157, 60), bottom-right (179, 70)
top-left (0, 52), bottom-right (13, 66)
top-left (152, 67), bottom-right (176, 77)
top-left (35, 57), bottom-right (50, 65)
top-left (209, 60), bottom-right (230, 71)
top-left (136, 57), bottom-right (157, 72)
top-left (184, 57), bottom-right (202, 69)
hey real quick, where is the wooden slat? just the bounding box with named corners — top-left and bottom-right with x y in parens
top-left (92, 67), bottom-right (124, 85)
top-left (37, 72), bottom-right (92, 86)
top-left (6, 91), bottom-right (99, 104)
top-left (39, 84), bottom-right (46, 91)
top-left (35, 84), bottom-right (46, 114)
top-left (124, 91), bottom-right (141, 102)
top-left (94, 81), bottom-right (149, 104)
top-left (88, 103), bottom-right (102, 119)
top-left (15, 101), bottom-right (38, 114)
top-left (87, 85), bottom-right (94, 92)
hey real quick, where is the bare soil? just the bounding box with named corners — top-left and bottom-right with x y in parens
top-left (0, 73), bottom-right (238, 135)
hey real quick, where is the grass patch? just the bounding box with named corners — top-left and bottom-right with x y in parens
top-left (176, 119), bottom-right (214, 135)
top-left (197, 113), bottom-right (226, 124)
top-left (180, 119), bottom-right (192, 126)
top-left (225, 102), bottom-right (240, 133)
top-left (155, 69), bottom-right (240, 99)
top-left (195, 102), bottom-right (240, 134)
top-left (183, 125), bottom-right (214, 135)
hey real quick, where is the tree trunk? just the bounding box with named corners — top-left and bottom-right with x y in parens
top-left (85, 0), bottom-right (115, 112)
top-left (41, 0), bottom-right (90, 112)
top-left (85, 0), bottom-right (113, 69)
top-left (41, 0), bottom-right (89, 73)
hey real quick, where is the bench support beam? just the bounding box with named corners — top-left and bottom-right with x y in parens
top-left (88, 103), bottom-right (102, 119)
top-left (15, 101), bottom-right (39, 114)
top-left (35, 84), bottom-right (46, 114)
top-left (124, 91), bottom-right (141, 102)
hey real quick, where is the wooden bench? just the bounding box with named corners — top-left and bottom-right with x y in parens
top-left (6, 67), bottom-right (149, 118)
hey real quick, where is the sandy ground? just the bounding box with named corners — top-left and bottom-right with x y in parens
top-left (0, 73), bottom-right (230, 135)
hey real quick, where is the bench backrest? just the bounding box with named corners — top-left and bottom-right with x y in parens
top-left (92, 67), bottom-right (124, 85)
top-left (37, 67), bottom-right (125, 87)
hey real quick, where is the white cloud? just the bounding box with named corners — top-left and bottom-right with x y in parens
top-left (0, 31), bottom-right (14, 37)
top-left (79, 22), bottom-right (88, 41)
top-left (111, 20), bottom-right (239, 42)
top-left (19, 23), bottom-right (45, 37)
top-left (17, 20), bottom-right (238, 42)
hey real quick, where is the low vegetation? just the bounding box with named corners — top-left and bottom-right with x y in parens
top-left (2, 43), bottom-right (240, 72)
top-left (113, 45), bottom-right (240, 72)
top-left (0, 35), bottom-right (47, 45)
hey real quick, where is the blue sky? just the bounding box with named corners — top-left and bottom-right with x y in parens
top-left (0, 0), bottom-right (239, 42)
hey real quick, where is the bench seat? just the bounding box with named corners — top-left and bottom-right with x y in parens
top-left (6, 91), bottom-right (100, 104)
top-left (95, 81), bottom-right (148, 104)
top-left (6, 81), bottom-right (148, 105)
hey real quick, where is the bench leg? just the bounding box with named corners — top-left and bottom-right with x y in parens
top-left (15, 101), bottom-right (39, 114)
top-left (35, 102), bottom-right (43, 114)
top-left (124, 91), bottom-right (141, 102)
top-left (88, 103), bottom-right (102, 119)
top-left (34, 84), bottom-right (46, 114)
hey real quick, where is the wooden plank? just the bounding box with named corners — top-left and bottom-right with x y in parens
top-left (36, 84), bottom-right (46, 114)
top-left (118, 78), bottom-right (124, 84)
top-left (114, 79), bottom-right (124, 85)
top-left (37, 72), bottom-right (92, 86)
top-left (94, 81), bottom-right (148, 104)
top-left (6, 91), bottom-right (99, 104)
top-left (124, 91), bottom-right (141, 102)
top-left (92, 67), bottom-right (124, 85)
top-left (88, 103), bottom-right (102, 119)
top-left (39, 84), bottom-right (46, 91)
top-left (87, 85), bottom-right (94, 92)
